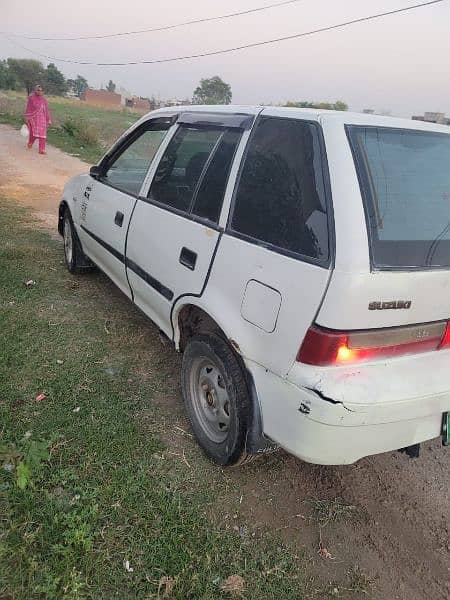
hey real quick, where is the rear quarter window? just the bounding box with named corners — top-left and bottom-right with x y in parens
top-left (230, 117), bottom-right (331, 264)
top-left (347, 125), bottom-right (450, 269)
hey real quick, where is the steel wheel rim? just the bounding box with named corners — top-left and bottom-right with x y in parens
top-left (64, 216), bottom-right (73, 265)
top-left (189, 356), bottom-right (231, 443)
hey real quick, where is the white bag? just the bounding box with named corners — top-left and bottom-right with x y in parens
top-left (20, 123), bottom-right (29, 138)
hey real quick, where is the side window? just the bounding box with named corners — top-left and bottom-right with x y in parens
top-left (231, 117), bottom-right (329, 261)
top-left (191, 129), bottom-right (242, 223)
top-left (149, 126), bottom-right (223, 213)
top-left (104, 122), bottom-right (170, 195)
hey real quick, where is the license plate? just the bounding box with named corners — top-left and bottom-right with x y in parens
top-left (443, 412), bottom-right (450, 446)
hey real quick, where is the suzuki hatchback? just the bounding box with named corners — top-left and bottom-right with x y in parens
top-left (59, 105), bottom-right (450, 466)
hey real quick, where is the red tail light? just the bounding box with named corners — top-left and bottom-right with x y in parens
top-left (297, 321), bottom-right (449, 366)
top-left (439, 321), bottom-right (450, 349)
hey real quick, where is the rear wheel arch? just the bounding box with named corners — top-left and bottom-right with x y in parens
top-left (175, 303), bottom-right (278, 458)
top-left (175, 303), bottom-right (233, 352)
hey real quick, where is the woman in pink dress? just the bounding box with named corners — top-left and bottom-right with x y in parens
top-left (24, 84), bottom-right (52, 155)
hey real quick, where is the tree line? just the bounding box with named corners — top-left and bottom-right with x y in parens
top-left (0, 58), bottom-right (348, 111)
top-left (284, 100), bottom-right (348, 111)
top-left (0, 58), bottom-right (89, 97)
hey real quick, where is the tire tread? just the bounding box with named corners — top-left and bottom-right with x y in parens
top-left (181, 333), bottom-right (250, 467)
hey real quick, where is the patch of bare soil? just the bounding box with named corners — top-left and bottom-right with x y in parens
top-left (225, 443), bottom-right (449, 599)
top-left (154, 415), bottom-right (449, 599)
top-left (137, 371), bottom-right (449, 600)
top-left (0, 124), bottom-right (88, 230)
top-left (1, 123), bottom-right (448, 600)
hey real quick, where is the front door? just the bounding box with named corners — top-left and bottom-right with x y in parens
top-left (126, 114), bottom-right (248, 335)
top-left (78, 118), bottom-right (172, 297)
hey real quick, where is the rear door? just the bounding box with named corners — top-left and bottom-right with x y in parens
top-left (204, 109), bottom-right (334, 376)
top-left (78, 117), bottom-right (172, 296)
top-left (125, 112), bottom-right (250, 335)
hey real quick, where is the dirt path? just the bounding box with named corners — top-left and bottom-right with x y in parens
top-left (0, 124), bottom-right (89, 229)
top-left (1, 124), bottom-right (449, 599)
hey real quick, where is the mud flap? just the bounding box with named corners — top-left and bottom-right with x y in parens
top-left (245, 369), bottom-right (279, 456)
top-left (399, 444), bottom-right (421, 458)
top-left (442, 412), bottom-right (449, 446)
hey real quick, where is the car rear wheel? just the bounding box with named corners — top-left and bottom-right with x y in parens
top-left (181, 334), bottom-right (252, 466)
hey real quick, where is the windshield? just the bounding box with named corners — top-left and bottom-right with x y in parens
top-left (347, 125), bottom-right (450, 269)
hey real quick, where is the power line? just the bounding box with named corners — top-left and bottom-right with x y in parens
top-left (1, 0), bottom-right (304, 41)
top-left (2, 0), bottom-right (445, 66)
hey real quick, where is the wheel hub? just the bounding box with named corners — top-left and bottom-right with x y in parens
top-left (205, 389), bottom-right (215, 407)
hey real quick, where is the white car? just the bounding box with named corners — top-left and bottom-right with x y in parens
top-left (59, 105), bottom-right (450, 466)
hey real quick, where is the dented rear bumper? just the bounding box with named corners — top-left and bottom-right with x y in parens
top-left (247, 354), bottom-right (450, 465)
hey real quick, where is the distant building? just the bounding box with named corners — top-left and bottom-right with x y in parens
top-left (116, 86), bottom-right (133, 105)
top-left (163, 98), bottom-right (192, 107)
top-left (80, 87), bottom-right (154, 113)
top-left (65, 89), bottom-right (79, 99)
top-left (412, 111), bottom-right (450, 125)
top-left (124, 96), bottom-right (153, 112)
top-left (424, 112), bottom-right (447, 124)
top-left (362, 108), bottom-right (391, 116)
top-left (81, 88), bottom-right (121, 108)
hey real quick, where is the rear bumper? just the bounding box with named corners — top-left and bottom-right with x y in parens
top-left (247, 359), bottom-right (450, 465)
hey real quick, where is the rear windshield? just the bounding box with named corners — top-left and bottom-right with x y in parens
top-left (347, 125), bottom-right (450, 269)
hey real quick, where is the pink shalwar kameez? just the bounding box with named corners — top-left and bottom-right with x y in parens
top-left (24, 93), bottom-right (52, 153)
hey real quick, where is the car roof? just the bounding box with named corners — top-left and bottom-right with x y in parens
top-left (149, 104), bottom-right (450, 135)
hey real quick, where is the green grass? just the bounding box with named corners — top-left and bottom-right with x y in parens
top-left (0, 200), bottom-right (308, 599)
top-left (0, 90), bottom-right (141, 163)
top-left (308, 498), bottom-right (358, 529)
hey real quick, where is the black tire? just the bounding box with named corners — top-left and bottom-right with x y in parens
top-left (181, 333), bottom-right (251, 466)
top-left (62, 211), bottom-right (92, 274)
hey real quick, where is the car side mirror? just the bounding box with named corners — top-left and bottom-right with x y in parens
top-left (90, 165), bottom-right (101, 179)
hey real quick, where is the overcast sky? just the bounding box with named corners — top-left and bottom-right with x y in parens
top-left (1, 0), bottom-right (449, 116)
